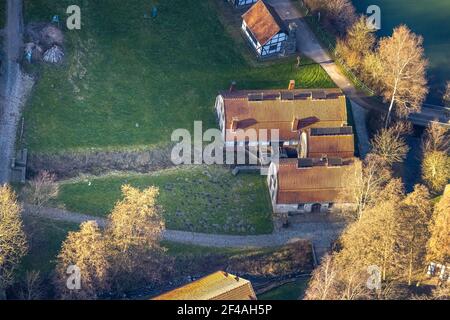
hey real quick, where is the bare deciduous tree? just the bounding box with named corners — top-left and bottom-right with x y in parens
top-left (443, 81), bottom-right (450, 107)
top-left (17, 270), bottom-right (44, 300)
top-left (339, 155), bottom-right (391, 220)
top-left (372, 25), bottom-right (428, 126)
top-left (304, 254), bottom-right (338, 300)
top-left (23, 171), bottom-right (59, 214)
top-left (0, 185), bottom-right (28, 299)
top-left (398, 185), bottom-right (433, 285)
top-left (303, 0), bottom-right (356, 35)
top-left (371, 121), bottom-right (412, 166)
top-left (422, 122), bottom-right (449, 153)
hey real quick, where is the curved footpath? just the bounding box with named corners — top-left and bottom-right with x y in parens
top-left (23, 205), bottom-right (344, 259)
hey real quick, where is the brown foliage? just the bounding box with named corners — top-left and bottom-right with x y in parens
top-left (339, 154), bottom-right (392, 220)
top-left (427, 190), bottom-right (450, 265)
top-left (227, 240), bottom-right (312, 277)
top-left (304, 0), bottom-right (356, 35)
top-left (371, 121), bottom-right (412, 166)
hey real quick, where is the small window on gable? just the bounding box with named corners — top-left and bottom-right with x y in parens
top-left (269, 44), bottom-right (277, 52)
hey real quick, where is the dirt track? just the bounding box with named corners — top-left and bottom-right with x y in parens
top-left (0, 0), bottom-right (34, 184)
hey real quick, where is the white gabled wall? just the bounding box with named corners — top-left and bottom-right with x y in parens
top-left (215, 95), bottom-right (225, 141)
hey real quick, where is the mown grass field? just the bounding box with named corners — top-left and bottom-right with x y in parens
top-left (23, 0), bottom-right (335, 153)
top-left (57, 165), bottom-right (273, 235)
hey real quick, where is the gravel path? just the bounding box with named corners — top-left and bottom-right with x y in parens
top-left (23, 205), bottom-right (344, 258)
top-left (0, 0), bottom-right (34, 184)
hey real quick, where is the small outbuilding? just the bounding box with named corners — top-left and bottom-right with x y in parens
top-left (152, 271), bottom-right (257, 300)
top-left (228, 0), bottom-right (258, 7)
top-left (241, 0), bottom-right (295, 58)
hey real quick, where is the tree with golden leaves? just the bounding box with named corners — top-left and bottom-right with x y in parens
top-left (339, 179), bottom-right (404, 282)
top-left (55, 185), bottom-right (169, 298)
top-left (339, 154), bottom-right (392, 220)
top-left (372, 25), bottom-right (428, 126)
top-left (427, 188), bottom-right (450, 266)
top-left (336, 16), bottom-right (375, 73)
top-left (422, 151), bottom-right (450, 194)
top-left (421, 123), bottom-right (450, 194)
top-left (55, 221), bottom-right (110, 300)
top-left (398, 185), bottom-right (433, 285)
top-left (106, 185), bottom-right (167, 292)
top-left (0, 185), bottom-right (28, 299)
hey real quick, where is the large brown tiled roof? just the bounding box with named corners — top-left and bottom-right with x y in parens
top-left (275, 158), bottom-right (360, 204)
top-left (242, 0), bottom-right (286, 45)
top-left (152, 271), bottom-right (256, 300)
top-left (306, 128), bottom-right (355, 159)
top-left (219, 88), bottom-right (348, 142)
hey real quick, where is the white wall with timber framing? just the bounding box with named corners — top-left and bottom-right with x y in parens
top-left (241, 20), bottom-right (287, 57)
top-left (229, 0), bottom-right (258, 7)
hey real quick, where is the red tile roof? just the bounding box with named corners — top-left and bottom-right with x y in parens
top-left (219, 88), bottom-right (348, 142)
top-left (306, 128), bottom-right (355, 159)
top-left (275, 158), bottom-right (360, 203)
top-left (242, 0), bottom-right (286, 45)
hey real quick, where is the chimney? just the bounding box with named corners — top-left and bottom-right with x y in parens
top-left (231, 117), bottom-right (239, 132)
top-left (288, 80), bottom-right (295, 90)
top-left (229, 81), bottom-right (237, 92)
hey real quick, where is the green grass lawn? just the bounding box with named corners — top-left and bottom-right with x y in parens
top-left (258, 277), bottom-right (310, 300)
top-left (23, 0), bottom-right (335, 153)
top-left (58, 165), bottom-right (273, 234)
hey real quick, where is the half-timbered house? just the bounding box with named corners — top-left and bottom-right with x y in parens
top-left (228, 0), bottom-right (258, 7)
top-left (241, 0), bottom-right (289, 57)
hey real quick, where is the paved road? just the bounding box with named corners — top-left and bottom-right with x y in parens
top-left (0, 0), bottom-right (29, 184)
top-left (267, 0), bottom-right (449, 127)
top-left (23, 205), bottom-right (344, 258)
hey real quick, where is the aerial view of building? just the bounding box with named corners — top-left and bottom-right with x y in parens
top-left (153, 271), bottom-right (257, 300)
top-left (0, 0), bottom-right (448, 308)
